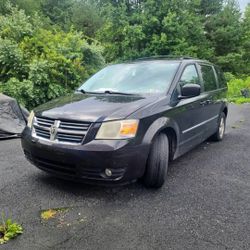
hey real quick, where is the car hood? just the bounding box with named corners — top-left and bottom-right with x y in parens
top-left (35, 93), bottom-right (159, 122)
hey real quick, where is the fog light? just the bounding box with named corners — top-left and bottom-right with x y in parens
top-left (105, 169), bottom-right (112, 177)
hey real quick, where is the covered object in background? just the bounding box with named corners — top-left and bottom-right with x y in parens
top-left (0, 94), bottom-right (29, 139)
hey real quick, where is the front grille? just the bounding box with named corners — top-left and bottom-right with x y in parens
top-left (35, 127), bottom-right (50, 139)
top-left (35, 156), bottom-right (76, 175)
top-left (36, 117), bottom-right (54, 128)
top-left (33, 116), bottom-right (91, 144)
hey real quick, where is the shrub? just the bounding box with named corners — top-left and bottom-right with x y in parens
top-left (227, 76), bottom-right (250, 102)
top-left (0, 38), bottom-right (27, 82)
top-left (0, 6), bottom-right (104, 110)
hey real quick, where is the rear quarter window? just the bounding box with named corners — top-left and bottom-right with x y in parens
top-left (200, 64), bottom-right (218, 92)
top-left (215, 66), bottom-right (227, 88)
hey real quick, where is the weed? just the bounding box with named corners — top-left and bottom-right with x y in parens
top-left (0, 213), bottom-right (23, 244)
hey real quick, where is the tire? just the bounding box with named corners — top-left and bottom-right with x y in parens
top-left (211, 112), bottom-right (226, 141)
top-left (143, 133), bottom-right (169, 188)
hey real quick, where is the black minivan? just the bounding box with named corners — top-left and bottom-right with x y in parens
top-left (21, 57), bottom-right (228, 188)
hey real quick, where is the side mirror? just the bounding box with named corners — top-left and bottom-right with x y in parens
top-left (179, 83), bottom-right (201, 99)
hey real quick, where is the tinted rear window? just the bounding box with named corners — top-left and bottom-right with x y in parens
top-left (200, 65), bottom-right (217, 91)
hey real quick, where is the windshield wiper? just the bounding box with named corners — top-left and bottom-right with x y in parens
top-left (76, 89), bottom-right (135, 96)
top-left (75, 89), bottom-right (102, 95)
top-left (103, 90), bottom-right (134, 96)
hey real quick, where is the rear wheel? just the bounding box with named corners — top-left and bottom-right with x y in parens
top-left (211, 112), bottom-right (226, 141)
top-left (143, 133), bottom-right (169, 188)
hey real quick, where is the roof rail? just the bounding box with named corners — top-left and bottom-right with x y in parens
top-left (134, 55), bottom-right (198, 61)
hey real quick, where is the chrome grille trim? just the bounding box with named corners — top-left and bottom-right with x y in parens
top-left (36, 117), bottom-right (54, 127)
top-left (32, 116), bottom-right (91, 145)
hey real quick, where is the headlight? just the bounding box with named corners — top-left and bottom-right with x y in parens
top-left (96, 119), bottom-right (139, 139)
top-left (27, 111), bottom-right (34, 128)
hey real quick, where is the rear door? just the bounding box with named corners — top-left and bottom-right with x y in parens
top-left (197, 64), bottom-right (221, 136)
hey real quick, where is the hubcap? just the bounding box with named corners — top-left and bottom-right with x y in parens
top-left (219, 117), bottom-right (225, 138)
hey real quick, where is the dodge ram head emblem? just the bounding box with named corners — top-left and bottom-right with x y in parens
top-left (50, 120), bottom-right (60, 141)
top-left (50, 125), bottom-right (56, 135)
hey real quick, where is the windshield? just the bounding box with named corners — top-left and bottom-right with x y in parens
top-left (79, 61), bottom-right (180, 95)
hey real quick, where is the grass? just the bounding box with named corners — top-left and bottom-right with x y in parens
top-left (0, 214), bottom-right (23, 245)
top-left (228, 97), bottom-right (250, 104)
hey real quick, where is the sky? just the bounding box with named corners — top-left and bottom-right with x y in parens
top-left (238, 0), bottom-right (250, 11)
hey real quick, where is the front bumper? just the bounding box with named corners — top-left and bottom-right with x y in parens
top-left (21, 128), bottom-right (150, 185)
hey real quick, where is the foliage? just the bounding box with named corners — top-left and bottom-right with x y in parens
top-left (0, 6), bottom-right (34, 41)
top-left (205, 1), bottom-right (242, 56)
top-left (0, 5), bottom-right (104, 109)
top-left (227, 76), bottom-right (250, 102)
top-left (41, 0), bottom-right (73, 30)
top-left (97, 0), bottom-right (213, 62)
top-left (241, 4), bottom-right (250, 76)
top-left (2, 0), bottom-right (103, 36)
top-left (0, 214), bottom-right (23, 245)
top-left (71, 1), bottom-right (103, 37)
top-left (230, 97), bottom-right (250, 104)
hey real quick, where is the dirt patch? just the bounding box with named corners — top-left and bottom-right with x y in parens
top-left (40, 207), bottom-right (87, 228)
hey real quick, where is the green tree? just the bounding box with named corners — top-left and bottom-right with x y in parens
top-left (97, 0), bottom-right (213, 62)
top-left (0, 6), bottom-right (104, 109)
top-left (71, 1), bottom-right (103, 37)
top-left (205, 0), bottom-right (242, 56)
top-left (41, 0), bottom-right (74, 29)
top-left (202, 0), bottom-right (243, 73)
top-left (241, 4), bottom-right (250, 75)
top-left (199, 0), bottom-right (223, 15)
top-left (0, 0), bottom-right (43, 15)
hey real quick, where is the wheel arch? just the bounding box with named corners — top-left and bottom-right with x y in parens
top-left (142, 117), bottom-right (180, 161)
top-left (223, 106), bottom-right (228, 117)
top-left (161, 127), bottom-right (178, 161)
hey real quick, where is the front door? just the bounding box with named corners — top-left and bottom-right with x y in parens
top-left (170, 64), bottom-right (208, 154)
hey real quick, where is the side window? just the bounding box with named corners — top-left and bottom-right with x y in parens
top-left (179, 64), bottom-right (199, 87)
top-left (200, 65), bottom-right (217, 91)
top-left (215, 66), bottom-right (227, 88)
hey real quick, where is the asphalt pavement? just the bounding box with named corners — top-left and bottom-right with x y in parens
top-left (0, 104), bottom-right (250, 250)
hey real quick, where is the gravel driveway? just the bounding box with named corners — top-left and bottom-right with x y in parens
top-left (0, 104), bottom-right (250, 250)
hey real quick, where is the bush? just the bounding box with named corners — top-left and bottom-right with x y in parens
top-left (0, 6), bottom-right (33, 42)
top-left (0, 38), bottom-right (27, 82)
top-left (227, 76), bottom-right (250, 102)
top-left (0, 6), bottom-right (104, 110)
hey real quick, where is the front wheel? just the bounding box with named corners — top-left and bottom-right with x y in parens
top-left (211, 112), bottom-right (226, 141)
top-left (143, 133), bottom-right (169, 188)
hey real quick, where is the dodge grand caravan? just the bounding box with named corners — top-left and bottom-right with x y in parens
top-left (21, 57), bottom-right (228, 188)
